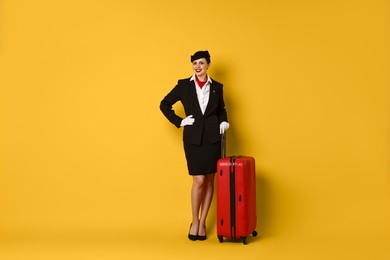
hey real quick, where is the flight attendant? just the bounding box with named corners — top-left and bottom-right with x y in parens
top-left (160, 50), bottom-right (229, 241)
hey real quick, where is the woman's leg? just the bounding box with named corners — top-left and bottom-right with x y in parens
top-left (198, 173), bottom-right (215, 237)
top-left (189, 175), bottom-right (206, 236)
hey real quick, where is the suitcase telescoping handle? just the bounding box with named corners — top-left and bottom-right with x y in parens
top-left (221, 132), bottom-right (226, 158)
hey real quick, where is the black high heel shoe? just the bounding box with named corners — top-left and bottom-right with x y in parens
top-left (188, 224), bottom-right (198, 241)
top-left (197, 226), bottom-right (207, 241)
top-left (197, 234), bottom-right (207, 241)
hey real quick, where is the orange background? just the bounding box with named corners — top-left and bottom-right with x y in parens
top-left (1, 0), bottom-right (389, 259)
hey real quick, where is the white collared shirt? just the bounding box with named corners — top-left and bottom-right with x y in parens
top-left (190, 74), bottom-right (212, 114)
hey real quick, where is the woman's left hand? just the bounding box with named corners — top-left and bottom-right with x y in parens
top-left (219, 122), bottom-right (230, 134)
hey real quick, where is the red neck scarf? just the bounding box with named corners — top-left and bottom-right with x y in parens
top-left (195, 75), bottom-right (208, 89)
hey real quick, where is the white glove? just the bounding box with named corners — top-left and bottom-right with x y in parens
top-left (220, 121), bottom-right (230, 134)
top-left (180, 115), bottom-right (195, 127)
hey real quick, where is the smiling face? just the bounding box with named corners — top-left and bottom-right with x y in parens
top-left (192, 58), bottom-right (210, 79)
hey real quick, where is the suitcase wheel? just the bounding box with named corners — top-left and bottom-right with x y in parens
top-left (252, 231), bottom-right (258, 237)
top-left (241, 237), bottom-right (248, 245)
top-left (218, 236), bottom-right (224, 243)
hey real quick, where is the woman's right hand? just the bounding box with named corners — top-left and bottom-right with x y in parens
top-left (180, 115), bottom-right (195, 127)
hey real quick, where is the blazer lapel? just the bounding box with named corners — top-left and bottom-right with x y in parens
top-left (188, 80), bottom-right (203, 115)
top-left (204, 82), bottom-right (217, 116)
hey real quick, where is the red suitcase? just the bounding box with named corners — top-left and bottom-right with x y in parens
top-left (216, 134), bottom-right (257, 244)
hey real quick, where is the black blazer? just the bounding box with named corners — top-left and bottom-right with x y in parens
top-left (160, 77), bottom-right (228, 145)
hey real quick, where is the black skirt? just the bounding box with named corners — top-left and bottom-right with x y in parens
top-left (183, 130), bottom-right (221, 176)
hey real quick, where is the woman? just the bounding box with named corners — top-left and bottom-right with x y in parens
top-left (160, 50), bottom-right (229, 241)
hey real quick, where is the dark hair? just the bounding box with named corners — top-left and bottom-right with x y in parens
top-left (191, 50), bottom-right (211, 63)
